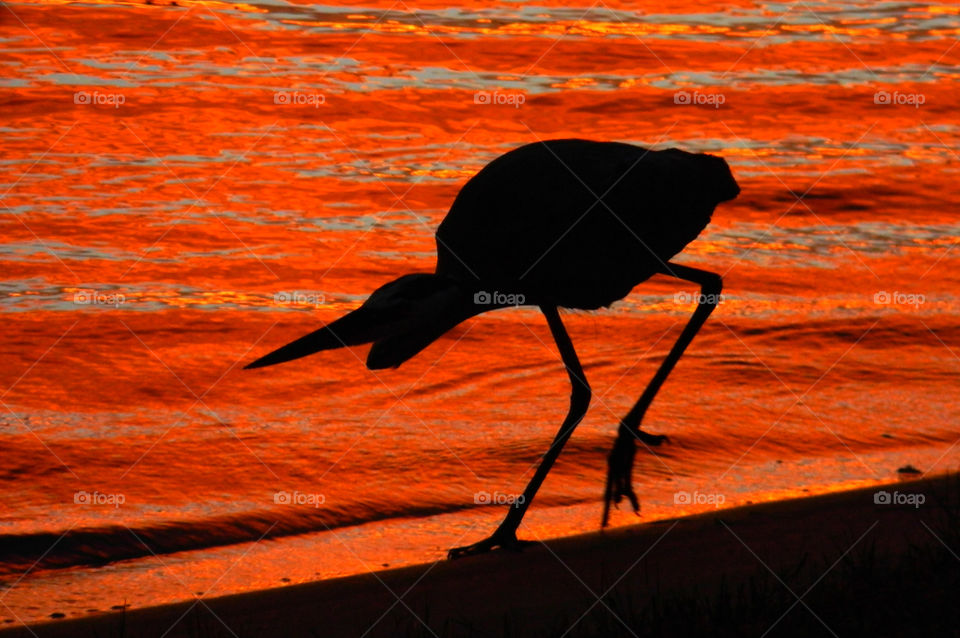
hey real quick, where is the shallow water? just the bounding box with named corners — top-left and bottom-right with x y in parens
top-left (1, 0), bottom-right (959, 626)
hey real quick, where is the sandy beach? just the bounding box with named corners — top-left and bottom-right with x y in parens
top-left (3, 473), bottom-right (956, 638)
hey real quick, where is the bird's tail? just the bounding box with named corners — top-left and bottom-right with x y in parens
top-left (244, 274), bottom-right (480, 371)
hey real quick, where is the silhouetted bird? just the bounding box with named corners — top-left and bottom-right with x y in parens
top-left (246, 139), bottom-right (740, 558)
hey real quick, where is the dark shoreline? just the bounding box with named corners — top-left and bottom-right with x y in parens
top-left (2, 473), bottom-right (957, 637)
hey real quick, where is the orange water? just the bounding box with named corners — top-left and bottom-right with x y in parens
top-left (1, 0), bottom-right (959, 626)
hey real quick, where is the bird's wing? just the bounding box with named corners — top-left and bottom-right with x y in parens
top-left (245, 273), bottom-right (477, 371)
top-left (244, 307), bottom-right (384, 369)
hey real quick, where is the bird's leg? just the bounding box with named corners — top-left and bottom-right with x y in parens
top-left (603, 263), bottom-right (722, 527)
top-left (449, 305), bottom-right (591, 559)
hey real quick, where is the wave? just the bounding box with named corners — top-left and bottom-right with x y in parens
top-left (0, 424), bottom-right (952, 578)
top-left (0, 492), bottom-right (590, 578)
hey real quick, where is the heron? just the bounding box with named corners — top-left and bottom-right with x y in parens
top-left (246, 139), bottom-right (740, 559)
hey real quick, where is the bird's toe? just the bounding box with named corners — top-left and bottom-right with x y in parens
top-left (447, 531), bottom-right (533, 559)
top-left (637, 430), bottom-right (670, 446)
top-left (603, 429), bottom-right (643, 526)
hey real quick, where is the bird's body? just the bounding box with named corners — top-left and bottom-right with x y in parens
top-left (247, 138), bottom-right (740, 558)
top-left (437, 140), bottom-right (737, 309)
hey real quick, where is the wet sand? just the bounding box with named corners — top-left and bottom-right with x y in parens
top-left (3, 473), bottom-right (953, 638)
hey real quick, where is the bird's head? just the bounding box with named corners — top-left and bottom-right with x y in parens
top-left (659, 148), bottom-right (740, 207)
top-left (699, 152), bottom-right (740, 204)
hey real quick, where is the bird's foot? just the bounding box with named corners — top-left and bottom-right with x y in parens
top-left (636, 429), bottom-right (670, 446)
top-left (602, 427), bottom-right (641, 527)
top-left (447, 529), bottom-right (535, 560)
